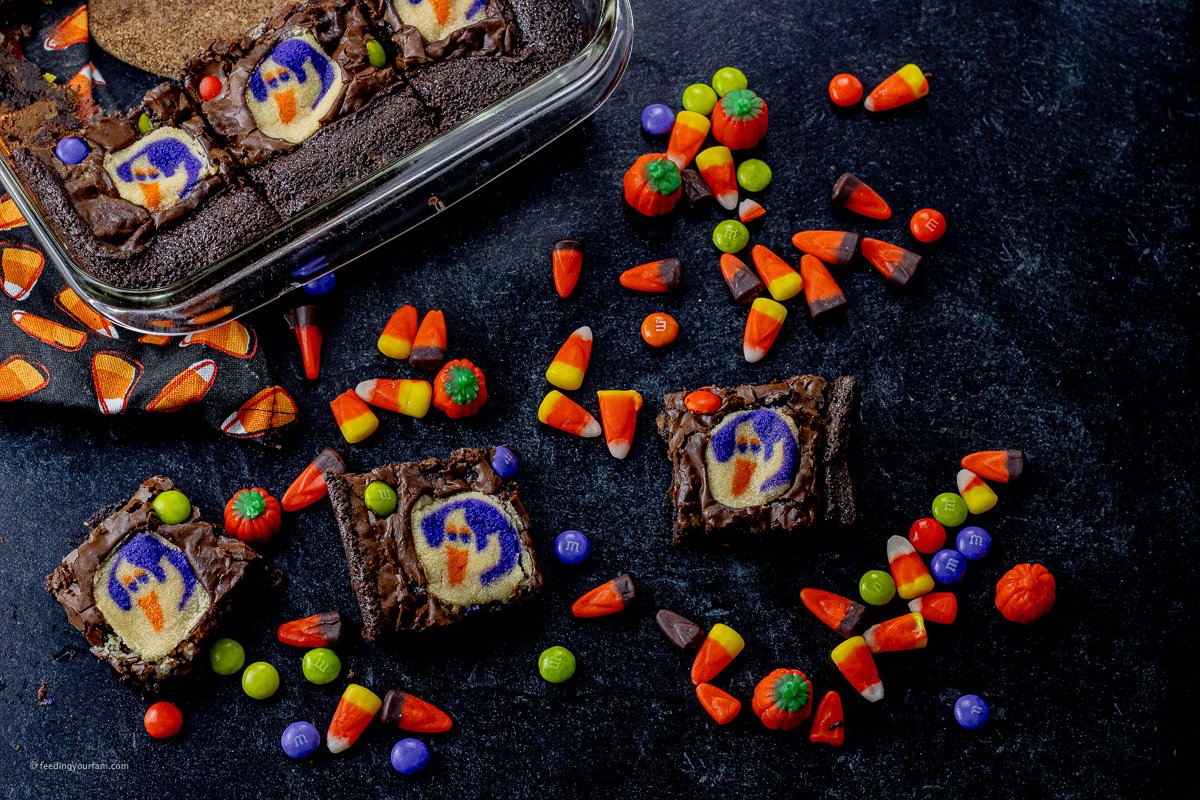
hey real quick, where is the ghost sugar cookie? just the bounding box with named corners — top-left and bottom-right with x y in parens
top-left (45, 477), bottom-right (266, 693)
top-left (325, 447), bottom-right (542, 637)
top-left (656, 376), bottom-right (861, 545)
top-left (375, 0), bottom-right (518, 65)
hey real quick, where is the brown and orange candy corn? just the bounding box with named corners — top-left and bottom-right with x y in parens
top-left (620, 258), bottom-right (682, 292)
top-left (281, 447), bottom-right (347, 512)
top-left (552, 239), bottom-right (583, 299)
top-left (571, 574), bottom-right (636, 617)
top-left (791, 230), bottom-right (860, 266)
top-left (719, 253), bottom-right (764, 303)
top-left (831, 172), bottom-right (892, 220)
top-left (408, 310), bottom-right (447, 371)
top-left (284, 305), bottom-right (322, 380)
top-left (382, 690), bottom-right (453, 733)
top-left (962, 449), bottom-right (1026, 483)
top-left (800, 588), bottom-right (867, 638)
top-left (278, 610), bottom-right (344, 648)
top-left (798, 255), bottom-right (847, 318)
top-left (861, 237), bottom-right (923, 287)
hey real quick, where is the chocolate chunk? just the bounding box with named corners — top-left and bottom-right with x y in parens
top-left (680, 168), bottom-right (713, 206)
top-left (655, 610), bottom-right (705, 652)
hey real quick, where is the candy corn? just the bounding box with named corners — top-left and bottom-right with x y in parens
top-left (382, 690), bottom-right (453, 733)
top-left (863, 612), bottom-right (928, 653)
top-left (962, 449), bottom-right (1025, 483)
top-left (798, 255), bottom-right (846, 318)
top-left (0, 195), bottom-right (27, 230)
top-left (799, 588), bottom-right (867, 638)
top-left (284, 305), bottom-right (322, 380)
top-left (809, 691), bottom-right (844, 746)
top-left (2, 244), bottom-right (44, 300)
top-left (327, 684), bottom-right (381, 753)
top-left (355, 378), bottom-right (432, 418)
top-left (751, 245), bottom-right (802, 302)
top-left (830, 636), bottom-right (883, 702)
top-left (791, 230), bottom-right (861, 266)
top-left (743, 297), bottom-right (787, 363)
top-left (146, 359), bottom-right (217, 412)
top-left (597, 390), bottom-right (641, 459)
top-left (181, 320), bottom-right (256, 358)
top-left (12, 310), bottom-right (86, 352)
top-left (0, 355), bottom-right (49, 402)
top-left (620, 258), bottom-right (682, 292)
top-left (330, 390), bottom-right (379, 443)
top-left (957, 468), bottom-right (998, 514)
top-left (220, 386), bottom-right (298, 439)
top-left (571, 574), bottom-right (636, 617)
top-left (909, 592), bottom-right (958, 625)
top-left (696, 684), bottom-right (741, 725)
top-left (694, 146), bottom-right (738, 209)
top-left (691, 623), bottom-right (744, 685)
top-left (831, 173), bottom-right (891, 220)
top-left (887, 535), bottom-right (935, 600)
top-left (552, 239), bottom-right (583, 299)
top-left (860, 237), bottom-right (922, 287)
top-left (378, 305), bottom-right (418, 359)
top-left (666, 110), bottom-right (711, 169)
top-left (55, 286), bottom-right (118, 338)
top-left (90, 352), bottom-right (141, 414)
top-left (538, 391), bottom-right (601, 437)
top-left (282, 447), bottom-right (347, 511)
top-left (408, 310), bottom-right (447, 371)
top-left (864, 63), bottom-right (928, 112)
top-left (719, 253), bottom-right (764, 303)
top-left (278, 610), bottom-right (343, 648)
top-left (545, 326), bottom-right (593, 391)
top-left (737, 198), bottom-right (765, 223)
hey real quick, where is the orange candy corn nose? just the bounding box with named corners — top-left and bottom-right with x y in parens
top-left (962, 449), bottom-right (1025, 483)
top-left (864, 64), bottom-right (928, 112)
top-left (378, 305), bottom-right (419, 359)
top-left (538, 391), bottom-right (601, 438)
top-left (620, 258), bottom-right (682, 292)
top-left (887, 535), bottom-right (934, 600)
top-left (545, 326), bottom-right (593, 391)
top-left (719, 253), bottom-right (763, 303)
top-left (831, 636), bottom-right (883, 702)
top-left (330, 390), bottom-right (379, 443)
top-left (696, 684), bottom-right (741, 725)
top-left (800, 588), bottom-right (867, 638)
top-left (666, 110), bottom-right (711, 169)
top-left (281, 447), bottom-right (346, 512)
top-left (695, 146), bottom-right (738, 210)
top-left (596, 390), bottom-right (641, 459)
top-left (809, 691), bottom-right (845, 746)
top-left (445, 544), bottom-right (468, 586)
top-left (860, 237), bottom-right (923, 287)
top-left (382, 690), bottom-right (453, 733)
top-left (863, 612), bottom-right (928, 653)
top-left (691, 623), bottom-right (745, 685)
top-left (791, 230), bottom-right (861, 266)
top-left (831, 173), bottom-right (892, 220)
top-left (552, 239), bottom-right (583, 298)
top-left (409, 310), bottom-right (447, 371)
top-left (137, 590), bottom-right (165, 632)
top-left (731, 458), bottom-right (755, 496)
top-left (798, 255), bottom-right (846, 318)
top-left (743, 297), bottom-right (786, 363)
top-left (571, 574), bottom-right (636, 617)
top-left (327, 684), bottom-right (382, 753)
top-left (284, 305), bottom-right (321, 379)
top-left (751, 245), bottom-right (803, 302)
top-left (275, 87), bottom-right (297, 124)
top-left (908, 591), bottom-right (958, 625)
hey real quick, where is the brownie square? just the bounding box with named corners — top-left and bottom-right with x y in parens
top-left (45, 476), bottom-right (264, 693)
top-left (326, 447), bottom-right (542, 638)
top-left (656, 375), bottom-right (861, 545)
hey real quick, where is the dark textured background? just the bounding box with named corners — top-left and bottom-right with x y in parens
top-left (2, 0), bottom-right (1196, 797)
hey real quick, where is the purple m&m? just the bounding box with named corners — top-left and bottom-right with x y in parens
top-left (954, 694), bottom-right (990, 730)
top-left (492, 446), bottom-right (518, 479)
top-left (554, 530), bottom-right (590, 565)
top-left (55, 137), bottom-right (89, 165)
top-left (281, 721), bottom-right (321, 759)
top-left (955, 526), bottom-right (992, 560)
top-left (641, 104), bottom-right (675, 136)
top-left (391, 738), bottom-right (430, 774)
top-left (931, 549), bottom-right (967, 584)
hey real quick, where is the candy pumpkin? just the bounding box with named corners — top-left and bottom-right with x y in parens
top-left (995, 563), bottom-right (1056, 624)
top-left (432, 359), bottom-right (487, 419)
top-left (224, 488), bottom-right (282, 547)
top-left (751, 668), bottom-right (812, 731)
top-left (623, 153), bottom-right (682, 216)
top-left (712, 89), bottom-right (769, 150)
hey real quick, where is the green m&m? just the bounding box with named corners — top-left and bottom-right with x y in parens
top-left (242, 661), bottom-right (280, 699)
top-left (711, 67), bottom-right (748, 97)
top-left (736, 159), bottom-right (772, 192)
top-left (365, 39), bottom-right (387, 69)
top-left (859, 570), bottom-right (896, 606)
top-left (153, 490), bottom-right (192, 524)
top-left (712, 220), bottom-right (750, 254)
top-left (137, 113), bottom-right (154, 134)
top-left (364, 481), bottom-right (398, 516)
top-left (302, 648), bottom-right (342, 685)
top-left (208, 638), bottom-right (245, 675)
top-left (538, 646), bottom-right (576, 683)
top-left (931, 492), bottom-right (969, 528)
top-left (682, 83), bottom-right (718, 115)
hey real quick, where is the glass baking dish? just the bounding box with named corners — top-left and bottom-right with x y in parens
top-left (0, 0), bottom-right (632, 335)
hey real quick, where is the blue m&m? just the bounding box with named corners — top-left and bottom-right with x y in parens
top-left (492, 446), bottom-right (518, 479)
top-left (304, 272), bottom-right (336, 295)
top-left (281, 721), bottom-right (321, 758)
top-left (931, 549), bottom-right (967, 584)
top-left (55, 137), bottom-right (89, 165)
top-left (954, 694), bottom-right (990, 730)
top-left (554, 530), bottom-right (590, 565)
top-left (391, 738), bottom-right (430, 774)
top-left (955, 526), bottom-right (992, 560)
top-left (641, 104), bottom-right (675, 136)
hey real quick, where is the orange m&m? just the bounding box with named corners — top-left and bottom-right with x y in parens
top-left (640, 312), bottom-right (678, 347)
top-left (828, 74), bottom-right (863, 107)
top-left (910, 208), bottom-right (946, 242)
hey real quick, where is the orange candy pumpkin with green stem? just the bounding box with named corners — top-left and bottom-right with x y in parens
top-left (224, 488), bottom-right (281, 547)
top-left (712, 89), bottom-right (769, 150)
top-left (433, 359), bottom-right (487, 418)
top-left (751, 668), bottom-right (813, 731)
top-left (623, 153), bottom-right (682, 216)
top-left (995, 563), bottom-right (1056, 624)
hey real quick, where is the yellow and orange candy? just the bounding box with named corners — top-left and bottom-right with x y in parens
top-left (694, 146), bottom-right (738, 210)
top-left (538, 391), bottom-right (601, 438)
top-left (962, 449), bottom-right (1025, 483)
top-left (830, 636), bottom-right (883, 702)
top-left (861, 237), bottom-right (923, 287)
top-left (691, 623), bottom-right (745, 685)
top-left (408, 309), bottom-right (447, 371)
top-left (552, 239), bottom-right (583, 298)
top-left (957, 468), bottom-right (998, 514)
top-left (864, 63), bottom-right (928, 112)
top-left (355, 379), bottom-right (432, 418)
top-left (751, 245), bottom-right (803, 302)
top-left (327, 683), bottom-right (382, 754)
top-left (887, 535), bottom-right (935, 600)
top-left (596, 390), bottom-right (641, 459)
top-left (330, 390), bottom-right (379, 443)
top-left (863, 612), bottom-right (928, 653)
top-left (791, 230), bottom-right (861, 266)
top-left (545, 326), bottom-right (593, 391)
top-left (798, 255), bottom-right (847, 318)
top-left (55, 286), bottom-right (118, 339)
top-left (666, 110), bottom-right (711, 170)
top-left (0, 194), bottom-right (28, 230)
top-left (831, 173), bottom-right (891, 220)
top-left (743, 297), bottom-right (787, 363)
top-left (571, 573), bottom-right (636, 617)
top-left (377, 304), bottom-right (418, 359)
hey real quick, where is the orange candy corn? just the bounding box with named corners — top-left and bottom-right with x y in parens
top-left (146, 359), bottom-right (217, 412)
top-left (887, 535), bottom-right (934, 600)
top-left (327, 684), bottom-right (381, 753)
top-left (738, 198), bottom-right (765, 223)
top-left (958, 468), bottom-right (998, 514)
top-left (571, 573), bottom-right (636, 617)
top-left (863, 612), bottom-right (928, 653)
top-left (597, 390), bottom-right (641, 459)
top-left (552, 239), bottom-right (583, 299)
top-left (545, 326), bottom-right (593, 391)
top-left (830, 636), bottom-right (883, 702)
top-left (864, 63), bottom-right (929, 112)
top-left (221, 385), bottom-right (298, 439)
top-left (1, 354), bottom-right (49, 402)
top-left (284, 305), bottom-right (322, 379)
top-left (909, 592), bottom-right (958, 624)
top-left (282, 447), bottom-right (347, 511)
top-left (751, 245), bottom-right (803, 302)
top-left (696, 683), bottom-right (741, 725)
top-left (54, 286), bottom-right (118, 338)
top-left (355, 378), bottom-right (432, 418)
top-left (620, 258), bottom-right (682, 292)
top-left (861, 237), bottom-right (923, 287)
top-left (331, 389), bottom-right (379, 443)
top-left (831, 173), bottom-right (891, 220)
top-left (743, 297), bottom-right (786, 363)
top-left (694, 145), bottom-right (738, 210)
top-left (2, 244), bottom-right (44, 300)
top-left (408, 310), bottom-right (447, 371)
top-left (181, 320), bottom-right (256, 358)
top-left (791, 230), bottom-right (861, 266)
top-left (278, 610), bottom-right (343, 648)
top-left (377, 305), bottom-right (418, 359)
top-left (91, 352), bottom-right (141, 414)
top-left (11, 310), bottom-right (86, 352)
top-left (800, 588), bottom-right (867, 638)
top-left (720, 253), bottom-right (763, 303)
top-left (691, 623), bottom-right (744, 685)
top-left (666, 110), bottom-right (711, 169)
top-left (962, 449), bottom-right (1025, 483)
top-left (382, 690), bottom-right (453, 733)
top-left (538, 390), bottom-right (601, 438)
top-left (0, 194), bottom-right (28, 230)
top-left (809, 691), bottom-right (844, 746)
top-left (799, 255), bottom-right (846, 318)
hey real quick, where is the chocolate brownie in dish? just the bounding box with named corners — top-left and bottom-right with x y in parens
top-left (45, 476), bottom-right (266, 693)
top-left (656, 375), bottom-right (860, 546)
top-left (326, 447), bottom-right (542, 639)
